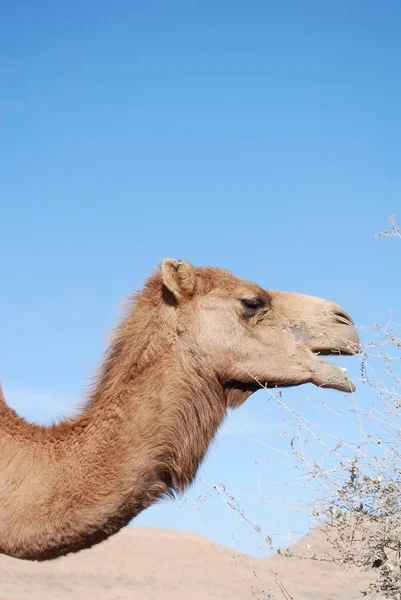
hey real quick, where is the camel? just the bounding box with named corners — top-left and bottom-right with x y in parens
top-left (0, 260), bottom-right (359, 562)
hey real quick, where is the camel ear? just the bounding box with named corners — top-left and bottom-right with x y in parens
top-left (161, 259), bottom-right (195, 301)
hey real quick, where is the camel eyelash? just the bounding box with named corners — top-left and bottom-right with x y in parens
top-left (240, 298), bottom-right (265, 311)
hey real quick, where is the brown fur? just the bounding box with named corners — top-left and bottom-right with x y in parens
top-left (0, 260), bottom-right (359, 561)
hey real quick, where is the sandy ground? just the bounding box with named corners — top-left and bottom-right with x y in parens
top-left (0, 526), bottom-right (384, 599)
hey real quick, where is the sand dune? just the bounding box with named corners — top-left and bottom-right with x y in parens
top-left (0, 526), bottom-right (384, 599)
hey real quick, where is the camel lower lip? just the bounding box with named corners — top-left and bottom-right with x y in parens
top-left (314, 357), bottom-right (356, 392)
top-left (321, 376), bottom-right (356, 393)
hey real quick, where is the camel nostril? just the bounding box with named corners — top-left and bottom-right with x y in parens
top-left (333, 310), bottom-right (354, 326)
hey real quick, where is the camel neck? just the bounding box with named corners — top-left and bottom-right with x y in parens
top-left (0, 357), bottom-right (226, 561)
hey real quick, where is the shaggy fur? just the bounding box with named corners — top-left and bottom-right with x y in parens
top-left (0, 260), bottom-right (359, 561)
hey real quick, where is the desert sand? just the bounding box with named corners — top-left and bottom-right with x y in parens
top-left (0, 526), bottom-right (384, 599)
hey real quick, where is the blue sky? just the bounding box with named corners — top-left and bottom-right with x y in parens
top-left (2, 1), bottom-right (400, 557)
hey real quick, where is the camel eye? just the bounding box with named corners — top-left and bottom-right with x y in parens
top-left (240, 298), bottom-right (265, 311)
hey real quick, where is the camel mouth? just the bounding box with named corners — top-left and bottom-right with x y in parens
top-left (310, 339), bottom-right (359, 393)
top-left (306, 320), bottom-right (360, 392)
top-left (312, 345), bottom-right (359, 357)
top-left (224, 326), bottom-right (360, 395)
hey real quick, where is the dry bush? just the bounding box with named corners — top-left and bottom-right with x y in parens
top-left (281, 215), bottom-right (401, 598)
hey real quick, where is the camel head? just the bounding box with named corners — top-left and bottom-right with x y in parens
top-left (0, 259), bottom-right (361, 562)
top-left (161, 259), bottom-right (359, 408)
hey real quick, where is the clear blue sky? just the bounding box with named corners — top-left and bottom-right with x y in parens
top-left (2, 1), bottom-right (400, 557)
